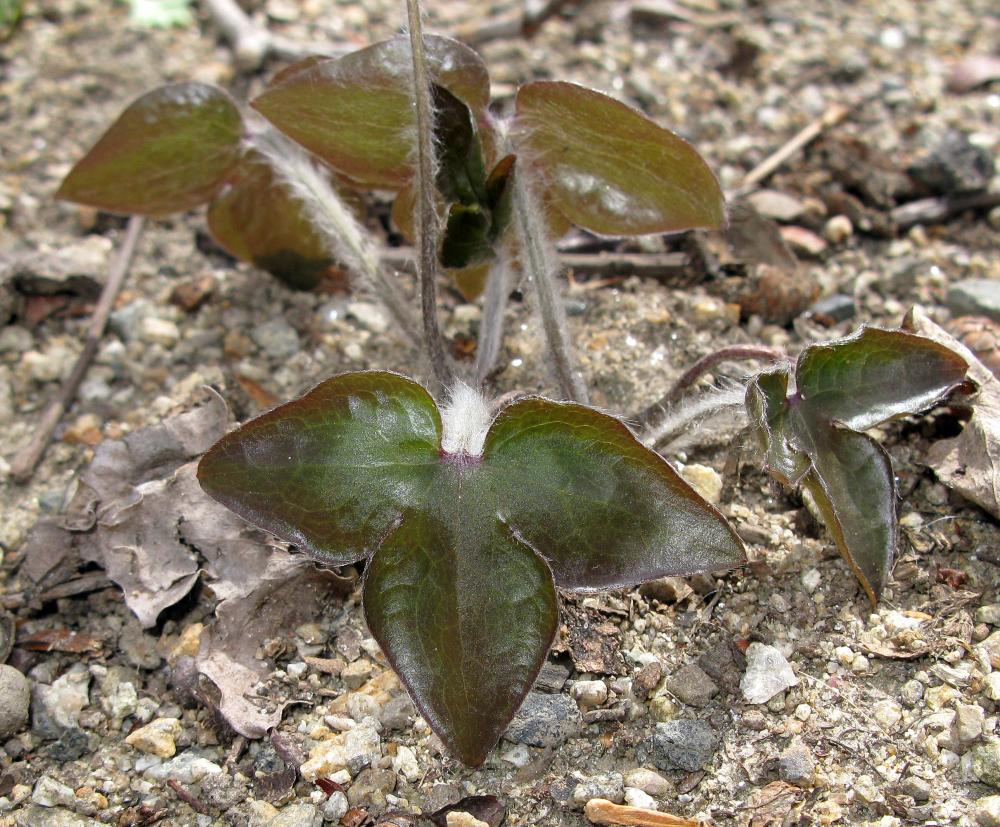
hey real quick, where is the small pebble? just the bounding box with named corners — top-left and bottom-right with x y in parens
top-left (0, 666), bottom-right (30, 739)
top-left (125, 718), bottom-right (182, 758)
top-left (801, 569), bottom-right (822, 593)
top-left (624, 787), bottom-right (659, 810)
top-left (623, 768), bottom-right (670, 797)
top-left (139, 317), bottom-right (180, 347)
top-left (873, 699), bottom-right (902, 731)
top-left (973, 740), bottom-right (1000, 788)
top-left (900, 775), bottom-right (932, 803)
top-left (976, 795), bottom-right (1000, 827)
top-left (978, 605), bottom-right (1000, 626)
top-left (823, 215), bottom-right (853, 244)
top-left (779, 740), bottom-right (815, 785)
top-left (571, 680), bottom-right (608, 710)
top-left (899, 679), bottom-right (924, 707)
top-left (741, 643), bottom-right (798, 704)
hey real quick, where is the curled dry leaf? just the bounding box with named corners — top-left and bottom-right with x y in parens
top-left (906, 307), bottom-right (998, 518)
top-left (24, 392), bottom-right (347, 737)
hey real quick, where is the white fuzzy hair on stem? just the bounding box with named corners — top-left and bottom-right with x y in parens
top-left (248, 125), bottom-right (420, 343)
top-left (440, 381), bottom-right (492, 457)
top-left (641, 381), bottom-right (748, 450)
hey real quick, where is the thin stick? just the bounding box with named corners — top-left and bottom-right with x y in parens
top-left (405, 0), bottom-right (453, 388)
top-left (202, 0), bottom-right (351, 71)
top-left (891, 190), bottom-right (1000, 230)
top-left (730, 103), bottom-right (850, 196)
top-left (637, 344), bottom-right (787, 433)
top-left (10, 216), bottom-right (144, 484)
top-left (380, 248), bottom-right (692, 283)
top-left (511, 168), bottom-right (589, 402)
top-left (457, 0), bottom-right (585, 46)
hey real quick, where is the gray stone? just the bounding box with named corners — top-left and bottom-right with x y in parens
top-left (746, 190), bottom-right (806, 223)
top-left (778, 741), bottom-right (815, 784)
top-left (347, 767), bottom-right (396, 808)
top-left (379, 693), bottom-right (415, 731)
top-left (976, 795), bottom-right (1000, 827)
top-left (200, 770), bottom-right (250, 811)
top-left (900, 776), bottom-right (932, 803)
top-left (740, 643), bottom-right (797, 704)
top-left (636, 719), bottom-right (718, 772)
top-left (268, 802), bottom-right (323, 827)
top-left (0, 665), bottom-right (30, 738)
top-left (663, 663), bottom-right (719, 708)
top-left (251, 319), bottom-right (300, 359)
top-left (572, 772), bottom-right (625, 805)
top-left (322, 791), bottom-right (349, 823)
top-left (974, 740), bottom-right (1000, 788)
top-left (978, 605), bottom-right (1000, 626)
top-left (33, 664), bottom-right (90, 736)
top-left (953, 703), bottom-right (986, 751)
top-left (899, 679), bottom-right (924, 707)
top-left (346, 302), bottom-right (390, 334)
top-left (504, 692), bottom-right (583, 748)
top-left (534, 660), bottom-right (571, 693)
top-left (31, 776), bottom-right (77, 808)
top-left (14, 807), bottom-right (103, 827)
top-left (623, 768), bottom-right (670, 797)
top-left (946, 280), bottom-right (1000, 323)
top-left (909, 129), bottom-right (994, 195)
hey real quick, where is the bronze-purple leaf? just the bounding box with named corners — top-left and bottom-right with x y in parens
top-left (198, 371), bottom-right (744, 764)
top-left (57, 83), bottom-right (243, 217)
top-left (747, 326), bottom-right (968, 604)
top-left (513, 81), bottom-right (724, 236)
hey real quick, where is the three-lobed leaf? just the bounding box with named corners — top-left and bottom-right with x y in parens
top-left (199, 371), bottom-right (744, 765)
top-left (57, 83), bottom-right (243, 217)
top-left (513, 81), bottom-right (725, 236)
top-left (747, 327), bottom-right (968, 604)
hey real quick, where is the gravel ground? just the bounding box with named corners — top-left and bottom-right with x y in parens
top-left (1, 0), bottom-right (999, 825)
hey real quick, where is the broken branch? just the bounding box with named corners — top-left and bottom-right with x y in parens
top-left (10, 216), bottom-right (145, 483)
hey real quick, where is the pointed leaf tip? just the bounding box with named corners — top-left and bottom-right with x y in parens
top-left (484, 397), bottom-right (746, 590)
top-left (57, 82), bottom-right (243, 217)
top-left (514, 81), bottom-right (725, 236)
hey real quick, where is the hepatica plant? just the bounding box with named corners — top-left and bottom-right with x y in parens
top-left (197, 372), bottom-right (745, 765)
top-left (746, 327), bottom-right (969, 605)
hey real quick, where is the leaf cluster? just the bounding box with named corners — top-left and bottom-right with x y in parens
top-left (746, 327), bottom-right (970, 604)
top-left (57, 34), bottom-right (724, 298)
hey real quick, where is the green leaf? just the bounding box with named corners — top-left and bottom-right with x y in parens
top-left (363, 509), bottom-right (558, 766)
top-left (197, 372), bottom-right (441, 566)
top-left (484, 398), bottom-right (745, 590)
top-left (431, 84), bottom-right (488, 207)
top-left (199, 373), bottom-right (744, 764)
top-left (252, 36), bottom-right (490, 189)
top-left (57, 83), bottom-right (243, 217)
top-left (440, 203), bottom-right (493, 269)
top-left (127, 0), bottom-right (193, 28)
top-left (746, 326), bottom-right (969, 604)
top-left (513, 81), bottom-right (724, 236)
top-left (800, 425), bottom-right (895, 606)
top-left (794, 327), bottom-right (970, 431)
top-left (206, 150), bottom-right (334, 290)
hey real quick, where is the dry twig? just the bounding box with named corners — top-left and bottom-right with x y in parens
top-left (201, 0), bottom-right (351, 71)
top-left (457, 0), bottom-right (586, 46)
top-left (585, 798), bottom-right (708, 827)
top-left (10, 216), bottom-right (145, 484)
top-left (731, 103), bottom-right (850, 197)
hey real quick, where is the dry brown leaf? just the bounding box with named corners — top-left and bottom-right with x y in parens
top-left (906, 307), bottom-right (996, 517)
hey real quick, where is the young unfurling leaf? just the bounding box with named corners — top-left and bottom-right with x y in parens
top-left (198, 371), bottom-right (745, 765)
top-left (746, 327), bottom-right (969, 604)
